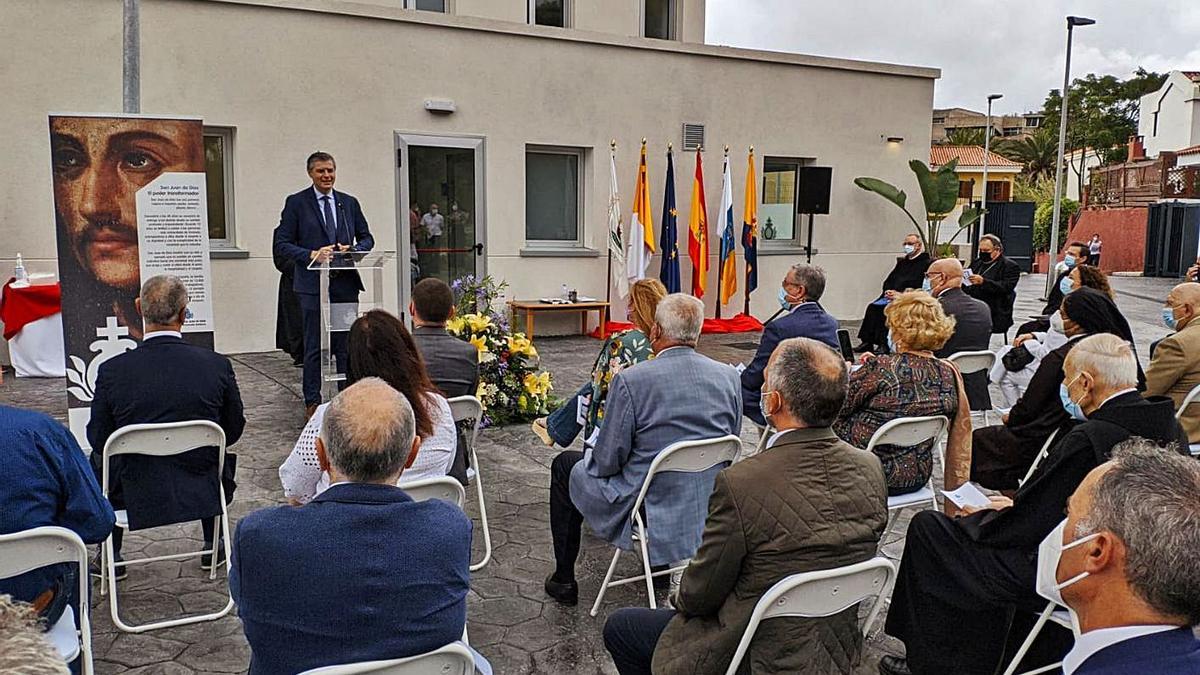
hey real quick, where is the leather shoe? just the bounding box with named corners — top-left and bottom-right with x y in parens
top-left (544, 573), bottom-right (578, 606)
top-left (878, 655), bottom-right (913, 675)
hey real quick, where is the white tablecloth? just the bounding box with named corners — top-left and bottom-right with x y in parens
top-left (9, 312), bottom-right (66, 377)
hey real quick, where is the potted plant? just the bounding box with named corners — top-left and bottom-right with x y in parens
top-left (855, 159), bottom-right (982, 258)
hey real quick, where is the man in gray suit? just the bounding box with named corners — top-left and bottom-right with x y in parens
top-left (927, 258), bottom-right (993, 411)
top-left (545, 294), bottom-right (742, 605)
top-left (410, 278), bottom-right (479, 484)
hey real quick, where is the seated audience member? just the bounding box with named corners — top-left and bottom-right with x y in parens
top-left (0, 594), bottom-right (70, 675)
top-left (0, 405), bottom-right (114, 632)
top-left (992, 265), bottom-right (1114, 407)
top-left (971, 288), bottom-right (1144, 491)
top-left (964, 234), bottom-right (1021, 338)
top-left (1145, 283), bottom-right (1200, 443)
top-left (1015, 241), bottom-right (1089, 336)
top-left (604, 338), bottom-right (887, 675)
top-left (280, 309), bottom-right (455, 504)
top-left (854, 233), bottom-right (931, 353)
top-left (545, 294), bottom-right (741, 605)
top-left (1044, 441), bottom-right (1200, 675)
top-left (925, 257), bottom-right (992, 410)
top-left (742, 264), bottom-right (839, 426)
top-left (532, 279), bottom-right (666, 447)
top-left (880, 334), bottom-right (1188, 675)
top-left (410, 278), bottom-right (480, 483)
top-left (834, 292), bottom-right (972, 496)
top-left (88, 275), bottom-right (243, 573)
top-left (233, 379), bottom-right (481, 675)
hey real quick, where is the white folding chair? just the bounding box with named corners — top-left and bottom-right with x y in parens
top-left (725, 557), bottom-right (895, 675)
top-left (399, 476), bottom-right (466, 508)
top-left (99, 420), bottom-right (234, 632)
top-left (867, 416), bottom-right (950, 539)
top-left (0, 527), bottom-right (93, 674)
top-left (1018, 429), bottom-right (1060, 488)
top-left (299, 642), bottom-right (476, 675)
top-left (947, 350), bottom-right (998, 426)
top-left (1174, 383), bottom-right (1200, 456)
top-left (446, 396), bottom-right (491, 571)
top-left (589, 435), bottom-right (743, 617)
top-left (1001, 601), bottom-right (1076, 675)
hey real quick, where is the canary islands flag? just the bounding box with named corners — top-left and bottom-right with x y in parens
top-left (687, 151), bottom-right (709, 298)
top-left (658, 148), bottom-right (680, 293)
top-left (718, 155), bottom-right (737, 306)
top-left (626, 142), bottom-right (656, 284)
top-left (742, 149), bottom-right (759, 296)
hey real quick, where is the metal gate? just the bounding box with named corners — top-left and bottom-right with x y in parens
top-left (981, 201), bottom-right (1035, 272)
top-left (1145, 202), bottom-right (1200, 278)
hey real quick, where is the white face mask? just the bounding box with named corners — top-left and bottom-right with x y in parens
top-left (1049, 312), bottom-right (1065, 334)
top-left (1036, 519), bottom-right (1100, 628)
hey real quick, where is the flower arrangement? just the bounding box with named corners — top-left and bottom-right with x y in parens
top-left (448, 275), bottom-right (554, 426)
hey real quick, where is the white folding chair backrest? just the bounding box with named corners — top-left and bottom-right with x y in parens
top-left (0, 527), bottom-right (92, 674)
top-left (444, 395), bottom-right (492, 571)
top-left (864, 416), bottom-right (949, 455)
top-left (947, 350), bottom-right (997, 376)
top-left (632, 435), bottom-right (743, 512)
top-left (724, 557), bottom-right (895, 675)
top-left (102, 420), bottom-right (227, 491)
top-left (1175, 383), bottom-right (1200, 420)
top-left (446, 396), bottom-right (483, 446)
top-left (1019, 429), bottom-right (1060, 488)
top-left (299, 642), bottom-right (476, 675)
top-left (398, 476), bottom-right (466, 508)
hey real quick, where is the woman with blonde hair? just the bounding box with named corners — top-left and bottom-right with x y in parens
top-left (834, 291), bottom-right (972, 496)
top-left (532, 278), bottom-right (668, 447)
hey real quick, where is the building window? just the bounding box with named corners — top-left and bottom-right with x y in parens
top-left (1025, 117), bottom-right (1041, 128)
top-left (406, 0), bottom-right (446, 12)
top-left (958, 180), bottom-right (974, 200)
top-left (1002, 127), bottom-right (1021, 136)
top-left (986, 180), bottom-right (1011, 202)
top-left (759, 157), bottom-right (811, 246)
top-left (203, 127), bottom-right (236, 248)
top-left (643, 0), bottom-right (676, 40)
top-left (531, 0), bottom-right (568, 27)
top-left (525, 146), bottom-right (584, 246)
top-left (932, 116), bottom-right (946, 124)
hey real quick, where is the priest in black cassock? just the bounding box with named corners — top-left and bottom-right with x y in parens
top-left (854, 233), bottom-right (931, 353)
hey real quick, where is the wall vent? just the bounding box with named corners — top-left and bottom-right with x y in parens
top-left (682, 123), bottom-right (705, 151)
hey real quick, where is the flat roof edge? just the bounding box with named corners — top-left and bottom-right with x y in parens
top-left (187, 0), bottom-right (941, 80)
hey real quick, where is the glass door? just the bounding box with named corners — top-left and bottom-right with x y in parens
top-left (395, 134), bottom-right (485, 316)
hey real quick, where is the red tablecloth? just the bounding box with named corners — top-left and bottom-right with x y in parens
top-left (1, 278), bottom-right (63, 340)
top-left (589, 313), bottom-right (764, 339)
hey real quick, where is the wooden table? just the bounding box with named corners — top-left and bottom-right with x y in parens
top-left (508, 300), bottom-right (610, 341)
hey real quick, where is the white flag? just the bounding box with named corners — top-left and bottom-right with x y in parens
top-left (608, 147), bottom-right (629, 300)
top-left (626, 143), bottom-right (655, 286)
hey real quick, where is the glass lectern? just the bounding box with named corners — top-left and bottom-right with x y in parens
top-left (307, 250), bottom-right (395, 401)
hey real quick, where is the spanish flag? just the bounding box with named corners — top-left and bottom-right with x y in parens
top-left (625, 142), bottom-right (656, 284)
top-left (742, 149), bottom-right (759, 296)
top-left (718, 154), bottom-right (737, 306)
top-left (687, 151), bottom-right (709, 298)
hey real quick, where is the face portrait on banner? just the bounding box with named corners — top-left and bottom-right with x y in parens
top-left (49, 114), bottom-right (214, 444)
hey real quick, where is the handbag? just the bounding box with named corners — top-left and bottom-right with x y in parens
top-left (1002, 344), bottom-right (1035, 372)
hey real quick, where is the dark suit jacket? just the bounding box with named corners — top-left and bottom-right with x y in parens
top-left (935, 287), bottom-right (993, 410)
top-left (1040, 269), bottom-right (1071, 316)
top-left (741, 302), bottom-right (840, 424)
top-left (87, 335), bottom-right (245, 530)
top-left (652, 429), bottom-right (887, 674)
top-left (961, 392), bottom-right (1188, 549)
top-left (272, 187), bottom-right (375, 298)
top-left (964, 255), bottom-right (1022, 333)
top-left (413, 325), bottom-right (480, 398)
top-left (1075, 628), bottom-right (1200, 675)
top-left (230, 483), bottom-right (471, 675)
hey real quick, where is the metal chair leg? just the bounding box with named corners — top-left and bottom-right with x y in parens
top-left (590, 547), bottom-right (624, 617)
top-left (469, 448), bottom-right (492, 572)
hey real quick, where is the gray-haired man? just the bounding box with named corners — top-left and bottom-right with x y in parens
top-left (546, 294), bottom-right (742, 605)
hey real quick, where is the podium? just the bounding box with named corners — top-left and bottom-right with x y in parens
top-left (307, 250), bottom-right (395, 401)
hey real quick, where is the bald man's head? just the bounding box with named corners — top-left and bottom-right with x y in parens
top-left (319, 377), bottom-right (418, 483)
top-left (926, 257), bottom-right (963, 296)
top-left (1166, 282), bottom-right (1200, 331)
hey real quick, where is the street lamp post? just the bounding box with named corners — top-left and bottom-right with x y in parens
top-left (979, 93), bottom-right (1003, 236)
top-left (1046, 15), bottom-right (1095, 298)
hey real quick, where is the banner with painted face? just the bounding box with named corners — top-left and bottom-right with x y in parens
top-left (49, 114), bottom-right (215, 446)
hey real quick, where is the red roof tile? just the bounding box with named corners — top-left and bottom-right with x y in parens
top-left (929, 145), bottom-right (1022, 169)
top-left (1183, 71), bottom-right (1200, 81)
top-left (1176, 144), bottom-right (1200, 156)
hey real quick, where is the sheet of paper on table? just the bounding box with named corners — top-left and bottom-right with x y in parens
top-left (941, 482), bottom-right (992, 510)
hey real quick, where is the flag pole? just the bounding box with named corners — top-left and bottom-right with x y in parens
top-left (744, 145), bottom-right (753, 317)
top-left (605, 140), bottom-right (615, 321)
top-left (715, 145), bottom-right (723, 321)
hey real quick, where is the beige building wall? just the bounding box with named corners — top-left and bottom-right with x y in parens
top-left (1, 0), bottom-right (936, 357)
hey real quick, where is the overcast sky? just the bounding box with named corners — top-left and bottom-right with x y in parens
top-left (706, 0), bottom-right (1200, 115)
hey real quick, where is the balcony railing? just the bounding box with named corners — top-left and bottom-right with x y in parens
top-left (1086, 154), bottom-right (1200, 209)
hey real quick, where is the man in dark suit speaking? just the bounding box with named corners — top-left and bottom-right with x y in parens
top-left (273, 152), bottom-right (375, 417)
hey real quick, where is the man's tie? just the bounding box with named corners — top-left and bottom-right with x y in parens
top-left (321, 195), bottom-right (337, 243)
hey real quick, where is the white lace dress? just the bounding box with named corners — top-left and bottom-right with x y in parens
top-left (279, 392), bottom-right (457, 504)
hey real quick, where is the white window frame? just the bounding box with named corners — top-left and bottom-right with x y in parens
top-left (759, 155), bottom-right (815, 252)
top-left (641, 0), bottom-right (678, 40)
top-left (203, 126), bottom-right (237, 250)
top-left (529, 0), bottom-right (571, 27)
top-left (404, 0), bottom-right (451, 13)
top-left (524, 145), bottom-right (586, 249)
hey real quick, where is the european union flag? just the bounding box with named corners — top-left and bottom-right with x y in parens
top-left (658, 148), bottom-right (681, 293)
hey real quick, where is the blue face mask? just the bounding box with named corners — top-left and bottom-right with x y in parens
top-left (759, 390), bottom-right (773, 422)
top-left (886, 330), bottom-right (897, 353)
top-left (921, 276), bottom-right (933, 293)
top-left (1059, 276), bottom-right (1074, 297)
top-left (903, 244), bottom-right (916, 256)
top-left (1063, 254), bottom-right (1077, 269)
top-left (1163, 307), bottom-right (1178, 330)
top-left (1059, 376), bottom-right (1087, 421)
top-left (778, 287), bottom-right (793, 310)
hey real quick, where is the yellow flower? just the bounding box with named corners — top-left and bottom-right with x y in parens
top-left (465, 313), bottom-right (492, 333)
top-left (507, 334), bottom-right (537, 358)
top-left (446, 317), bottom-right (466, 335)
top-left (518, 394), bottom-right (528, 409)
top-left (476, 381), bottom-right (487, 399)
top-left (469, 335), bottom-right (488, 355)
top-left (524, 371), bottom-right (553, 397)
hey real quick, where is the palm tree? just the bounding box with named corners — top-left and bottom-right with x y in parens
top-left (944, 127), bottom-right (988, 146)
top-left (994, 129), bottom-right (1057, 181)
